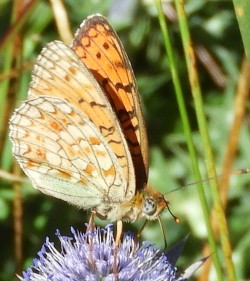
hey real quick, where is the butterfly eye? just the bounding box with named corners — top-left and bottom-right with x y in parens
top-left (142, 198), bottom-right (157, 216)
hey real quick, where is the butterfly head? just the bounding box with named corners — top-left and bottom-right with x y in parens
top-left (140, 186), bottom-right (169, 221)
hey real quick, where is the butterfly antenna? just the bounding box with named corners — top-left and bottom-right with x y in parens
top-left (167, 204), bottom-right (180, 224)
top-left (167, 168), bottom-right (250, 194)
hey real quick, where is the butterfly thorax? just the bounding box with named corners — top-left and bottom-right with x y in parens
top-left (95, 185), bottom-right (168, 222)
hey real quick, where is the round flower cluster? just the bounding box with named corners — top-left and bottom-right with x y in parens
top-left (19, 224), bottom-right (205, 281)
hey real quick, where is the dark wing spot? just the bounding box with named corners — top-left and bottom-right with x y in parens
top-left (90, 101), bottom-right (106, 108)
top-left (117, 109), bottom-right (135, 122)
top-left (100, 126), bottom-right (115, 137)
top-left (103, 42), bottom-right (109, 50)
top-left (115, 82), bottom-right (133, 93)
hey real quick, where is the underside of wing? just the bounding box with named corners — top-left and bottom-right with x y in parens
top-left (10, 96), bottom-right (135, 209)
top-left (71, 14), bottom-right (149, 189)
top-left (27, 40), bottom-right (135, 195)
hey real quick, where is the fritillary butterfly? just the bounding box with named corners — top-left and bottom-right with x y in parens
top-left (9, 14), bottom-right (169, 229)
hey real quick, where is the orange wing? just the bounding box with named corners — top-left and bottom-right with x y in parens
top-left (71, 14), bottom-right (149, 190)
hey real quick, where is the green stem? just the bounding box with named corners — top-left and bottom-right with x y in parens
top-left (174, 0), bottom-right (236, 280)
top-left (155, 0), bottom-right (229, 280)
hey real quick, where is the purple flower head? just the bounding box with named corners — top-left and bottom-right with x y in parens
top-left (18, 224), bottom-right (206, 281)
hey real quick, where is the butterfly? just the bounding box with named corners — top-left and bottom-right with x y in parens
top-left (9, 14), bottom-right (169, 234)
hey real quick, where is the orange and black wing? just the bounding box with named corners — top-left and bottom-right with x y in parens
top-left (71, 14), bottom-right (149, 189)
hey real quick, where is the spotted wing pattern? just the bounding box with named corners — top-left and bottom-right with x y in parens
top-left (71, 14), bottom-right (149, 189)
top-left (10, 40), bottom-right (136, 209)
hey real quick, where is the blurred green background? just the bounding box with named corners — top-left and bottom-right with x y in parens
top-left (0, 0), bottom-right (250, 280)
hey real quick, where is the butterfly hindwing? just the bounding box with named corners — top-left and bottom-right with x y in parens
top-left (10, 95), bottom-right (135, 208)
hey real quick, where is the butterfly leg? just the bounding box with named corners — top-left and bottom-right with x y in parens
top-left (129, 219), bottom-right (148, 254)
top-left (136, 219), bottom-right (148, 241)
top-left (157, 217), bottom-right (168, 249)
top-left (113, 220), bottom-right (123, 281)
top-left (136, 218), bottom-right (168, 249)
top-left (87, 211), bottom-right (97, 271)
top-left (87, 210), bottom-right (96, 232)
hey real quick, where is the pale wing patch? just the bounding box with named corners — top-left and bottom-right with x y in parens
top-left (29, 40), bottom-right (135, 191)
top-left (10, 96), bottom-right (134, 209)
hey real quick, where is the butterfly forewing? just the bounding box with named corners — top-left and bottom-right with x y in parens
top-left (71, 14), bottom-right (149, 189)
